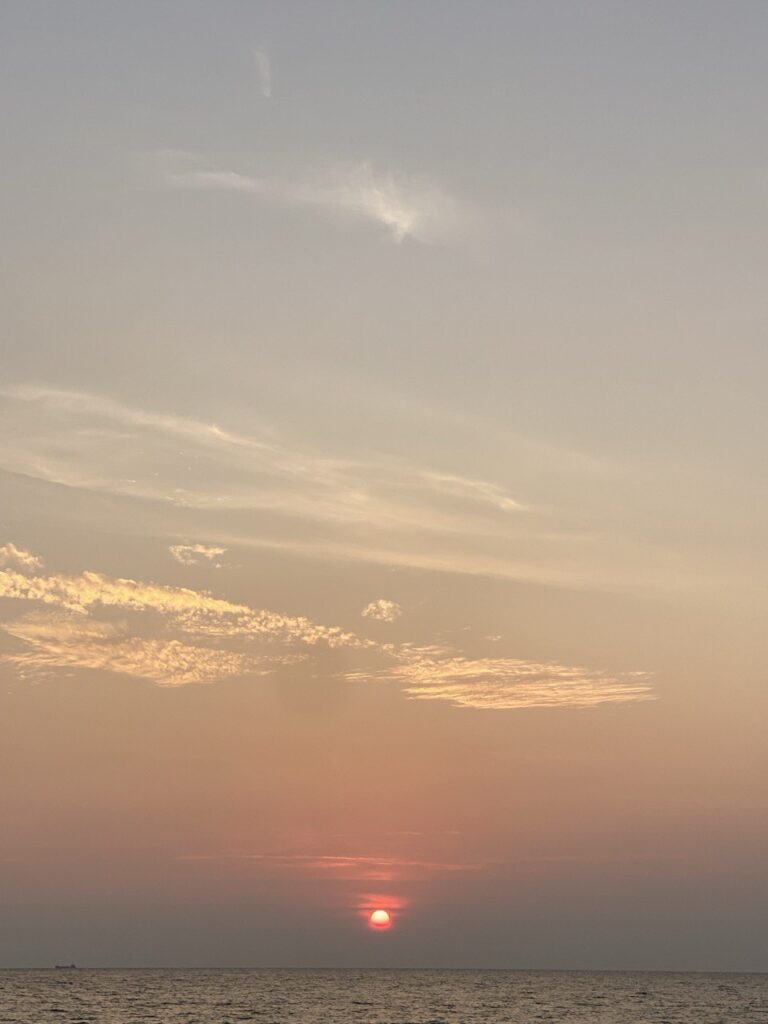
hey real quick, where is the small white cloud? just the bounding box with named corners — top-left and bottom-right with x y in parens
top-left (254, 47), bottom-right (272, 98)
top-left (362, 599), bottom-right (402, 623)
top-left (0, 543), bottom-right (43, 572)
top-left (169, 543), bottom-right (226, 566)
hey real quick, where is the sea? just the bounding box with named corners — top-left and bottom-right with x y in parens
top-left (0, 968), bottom-right (765, 1023)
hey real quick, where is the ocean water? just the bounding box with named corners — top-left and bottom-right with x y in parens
top-left (0, 968), bottom-right (765, 1023)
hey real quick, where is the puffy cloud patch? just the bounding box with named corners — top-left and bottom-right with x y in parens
top-left (169, 543), bottom-right (226, 566)
top-left (362, 599), bottom-right (402, 623)
top-left (0, 543), bottom-right (42, 572)
top-left (1, 614), bottom-right (266, 687)
top-left (0, 564), bottom-right (364, 649)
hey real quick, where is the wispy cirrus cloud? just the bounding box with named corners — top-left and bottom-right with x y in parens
top-left (158, 149), bottom-right (467, 242)
top-left (254, 47), bottom-right (272, 98)
top-left (0, 546), bottom-right (653, 709)
top-left (421, 473), bottom-right (522, 512)
top-left (0, 384), bottom-right (552, 586)
top-left (1, 383), bottom-right (724, 598)
top-left (0, 386), bottom-right (520, 522)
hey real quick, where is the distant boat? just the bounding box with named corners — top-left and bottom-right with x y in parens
top-left (54, 964), bottom-right (77, 969)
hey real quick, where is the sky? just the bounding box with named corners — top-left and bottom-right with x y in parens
top-left (1, 0), bottom-right (768, 970)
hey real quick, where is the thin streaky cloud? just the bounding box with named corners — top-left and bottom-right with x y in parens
top-left (179, 852), bottom-right (475, 871)
top-left (254, 47), bottom-right (272, 98)
top-left (1, 383), bottom-right (278, 455)
top-left (1, 384), bottom-right (733, 598)
top-left (0, 386), bottom-right (519, 519)
top-left (422, 472), bottom-right (523, 512)
top-left (177, 851), bottom-right (483, 883)
top-left (168, 168), bottom-right (267, 195)
top-left (0, 385), bottom-right (552, 585)
top-left (158, 149), bottom-right (467, 242)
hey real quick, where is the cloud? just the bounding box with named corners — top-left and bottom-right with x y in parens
top-left (254, 47), bottom-right (272, 98)
top-left (1, 385), bottom-right (552, 588)
top-left (422, 473), bottom-right (522, 512)
top-left (1, 614), bottom-right (268, 687)
top-left (0, 543), bottom-right (42, 572)
top-left (169, 543), bottom-right (226, 566)
top-left (158, 150), bottom-right (466, 243)
top-left (0, 564), bottom-right (364, 649)
top-left (381, 648), bottom-right (654, 710)
top-left (178, 850), bottom-right (480, 883)
top-left (362, 599), bottom-right (402, 623)
top-left (0, 547), bottom-right (652, 709)
top-left (3, 384), bottom-right (731, 599)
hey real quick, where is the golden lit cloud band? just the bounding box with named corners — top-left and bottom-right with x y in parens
top-left (0, 546), bottom-right (653, 710)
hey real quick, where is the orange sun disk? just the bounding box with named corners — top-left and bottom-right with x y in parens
top-left (369, 909), bottom-right (391, 929)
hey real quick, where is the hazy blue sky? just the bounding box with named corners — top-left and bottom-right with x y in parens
top-left (2, 1), bottom-right (768, 969)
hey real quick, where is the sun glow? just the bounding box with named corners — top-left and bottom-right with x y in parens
top-left (369, 909), bottom-right (392, 929)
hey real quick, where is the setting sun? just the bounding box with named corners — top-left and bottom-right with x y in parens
top-left (369, 909), bottom-right (391, 930)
